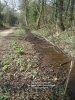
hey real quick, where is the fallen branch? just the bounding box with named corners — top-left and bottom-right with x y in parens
top-left (61, 59), bottom-right (74, 100)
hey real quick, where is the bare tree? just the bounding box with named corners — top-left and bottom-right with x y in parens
top-left (36, 0), bottom-right (47, 29)
top-left (69, 0), bottom-right (75, 26)
top-left (21, 0), bottom-right (29, 27)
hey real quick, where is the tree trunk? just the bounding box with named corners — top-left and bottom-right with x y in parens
top-left (65, 0), bottom-right (70, 17)
top-left (58, 0), bottom-right (65, 31)
top-left (22, 0), bottom-right (29, 27)
top-left (69, 0), bottom-right (75, 26)
top-left (44, 0), bottom-right (47, 23)
top-left (36, 0), bottom-right (41, 29)
top-left (36, 0), bottom-right (46, 29)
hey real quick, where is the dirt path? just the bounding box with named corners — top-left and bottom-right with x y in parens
top-left (0, 27), bottom-right (16, 61)
top-left (0, 28), bottom-right (15, 44)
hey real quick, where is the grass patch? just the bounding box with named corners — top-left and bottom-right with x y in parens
top-left (32, 27), bottom-right (50, 37)
top-left (32, 27), bottom-right (75, 57)
top-left (15, 28), bottom-right (26, 36)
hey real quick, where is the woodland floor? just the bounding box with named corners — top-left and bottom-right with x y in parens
top-left (0, 28), bottom-right (72, 100)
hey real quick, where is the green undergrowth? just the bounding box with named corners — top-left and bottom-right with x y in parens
top-left (14, 27), bottom-right (26, 36)
top-left (0, 39), bottom-right (38, 99)
top-left (0, 96), bottom-right (8, 100)
top-left (1, 40), bottom-right (35, 74)
top-left (2, 40), bottom-right (26, 72)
